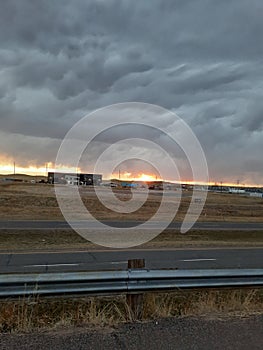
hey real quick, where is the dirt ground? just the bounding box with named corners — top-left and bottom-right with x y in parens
top-left (0, 183), bottom-right (262, 250)
top-left (0, 229), bottom-right (263, 251)
top-left (0, 183), bottom-right (263, 222)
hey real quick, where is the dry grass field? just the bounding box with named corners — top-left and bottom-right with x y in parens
top-left (0, 183), bottom-right (62, 220)
top-left (0, 182), bottom-right (263, 222)
top-left (0, 229), bottom-right (263, 251)
top-left (0, 183), bottom-right (263, 250)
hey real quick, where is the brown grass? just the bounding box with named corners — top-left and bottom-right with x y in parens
top-left (0, 183), bottom-right (63, 220)
top-left (0, 230), bottom-right (93, 251)
top-left (0, 289), bottom-right (262, 333)
top-left (0, 183), bottom-right (263, 250)
top-left (0, 183), bottom-right (263, 222)
top-left (0, 229), bottom-right (263, 251)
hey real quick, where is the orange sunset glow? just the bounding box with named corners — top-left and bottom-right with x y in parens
top-left (0, 162), bottom-right (81, 176)
top-left (0, 162), bottom-right (261, 187)
top-left (112, 171), bottom-right (162, 182)
top-left (0, 164), bottom-right (49, 176)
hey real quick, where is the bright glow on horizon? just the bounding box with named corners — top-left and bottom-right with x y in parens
top-left (0, 164), bottom-right (49, 176)
top-left (0, 163), bottom-right (262, 187)
top-left (112, 171), bottom-right (162, 182)
top-left (0, 162), bottom-right (81, 176)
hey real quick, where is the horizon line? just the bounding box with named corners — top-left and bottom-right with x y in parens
top-left (1, 172), bottom-right (263, 188)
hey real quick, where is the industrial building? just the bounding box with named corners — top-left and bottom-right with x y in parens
top-left (48, 172), bottom-right (102, 186)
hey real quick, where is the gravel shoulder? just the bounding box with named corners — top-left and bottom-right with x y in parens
top-left (0, 314), bottom-right (262, 350)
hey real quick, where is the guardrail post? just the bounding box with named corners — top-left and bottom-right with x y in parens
top-left (126, 259), bottom-right (145, 320)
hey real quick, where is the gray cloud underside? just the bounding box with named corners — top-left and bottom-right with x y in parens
top-left (0, 0), bottom-right (263, 183)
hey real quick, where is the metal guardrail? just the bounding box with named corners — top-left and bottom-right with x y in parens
top-left (0, 269), bottom-right (263, 298)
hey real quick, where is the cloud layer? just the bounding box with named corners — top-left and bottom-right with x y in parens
top-left (0, 0), bottom-right (263, 184)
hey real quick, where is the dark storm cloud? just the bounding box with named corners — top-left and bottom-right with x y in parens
top-left (0, 0), bottom-right (263, 182)
top-left (232, 98), bottom-right (263, 132)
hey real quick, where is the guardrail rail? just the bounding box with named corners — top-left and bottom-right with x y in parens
top-left (0, 269), bottom-right (263, 298)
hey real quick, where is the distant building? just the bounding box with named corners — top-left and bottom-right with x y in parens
top-left (48, 172), bottom-right (102, 186)
top-left (249, 192), bottom-right (263, 198)
top-left (121, 182), bottom-right (138, 188)
top-left (208, 185), bottom-right (229, 192)
top-left (228, 188), bottom-right (246, 194)
top-left (147, 181), bottom-right (163, 190)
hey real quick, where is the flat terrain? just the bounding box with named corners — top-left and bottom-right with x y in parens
top-left (1, 183), bottom-right (263, 222)
top-left (0, 174), bottom-right (46, 182)
top-left (0, 183), bottom-right (262, 345)
top-left (0, 183), bottom-right (263, 250)
top-left (0, 229), bottom-right (263, 251)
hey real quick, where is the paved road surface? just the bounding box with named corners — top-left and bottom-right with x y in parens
top-left (1, 248), bottom-right (262, 273)
top-left (1, 220), bottom-right (263, 230)
top-left (0, 315), bottom-right (262, 350)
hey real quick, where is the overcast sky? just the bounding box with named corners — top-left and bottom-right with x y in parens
top-left (0, 0), bottom-right (263, 184)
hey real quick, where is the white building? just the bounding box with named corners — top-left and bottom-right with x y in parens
top-left (65, 174), bottom-right (79, 186)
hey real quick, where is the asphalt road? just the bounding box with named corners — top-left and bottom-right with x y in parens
top-left (1, 315), bottom-right (262, 350)
top-left (1, 220), bottom-right (263, 230)
top-left (1, 248), bottom-right (262, 273)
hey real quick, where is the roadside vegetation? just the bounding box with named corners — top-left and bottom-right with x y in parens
top-left (0, 229), bottom-right (263, 251)
top-left (0, 289), bottom-right (262, 333)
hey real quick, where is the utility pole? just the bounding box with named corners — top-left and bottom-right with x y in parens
top-left (13, 162), bottom-right (16, 175)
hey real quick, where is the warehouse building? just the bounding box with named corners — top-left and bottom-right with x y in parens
top-left (48, 172), bottom-right (102, 186)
